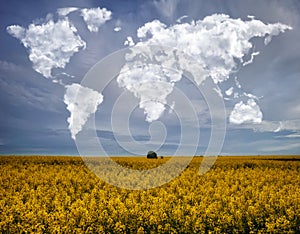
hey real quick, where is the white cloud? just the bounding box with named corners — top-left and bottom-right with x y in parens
top-left (233, 93), bottom-right (240, 99)
top-left (276, 133), bottom-right (300, 138)
top-left (213, 86), bottom-right (223, 98)
top-left (64, 83), bottom-right (103, 139)
top-left (81, 7), bottom-right (112, 32)
top-left (118, 14), bottom-right (291, 123)
top-left (7, 19), bottom-right (86, 78)
top-left (228, 119), bottom-right (300, 133)
top-left (225, 87), bottom-right (234, 96)
top-left (243, 92), bottom-right (259, 100)
top-left (114, 26), bottom-right (122, 32)
top-left (272, 120), bottom-right (300, 132)
top-left (229, 99), bottom-right (263, 124)
top-left (135, 14), bottom-right (291, 84)
top-left (274, 121), bottom-right (283, 132)
top-left (6, 25), bottom-right (25, 39)
top-left (256, 119), bottom-right (300, 133)
top-left (57, 7), bottom-right (79, 16)
top-left (124, 36), bottom-right (135, 46)
top-left (234, 76), bottom-right (241, 89)
top-left (176, 15), bottom-right (189, 23)
top-left (114, 19), bottom-right (122, 32)
top-left (117, 63), bottom-right (178, 122)
top-left (243, 51), bottom-right (260, 66)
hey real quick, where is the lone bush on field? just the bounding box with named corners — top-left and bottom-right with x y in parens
top-left (147, 151), bottom-right (157, 159)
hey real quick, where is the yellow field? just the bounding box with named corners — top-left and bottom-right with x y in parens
top-left (0, 156), bottom-right (299, 233)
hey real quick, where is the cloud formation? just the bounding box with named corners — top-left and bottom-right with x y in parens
top-left (6, 5), bottom-right (113, 141)
top-left (7, 18), bottom-right (86, 78)
top-left (114, 26), bottom-right (122, 32)
top-left (81, 7), bottom-right (112, 32)
top-left (260, 120), bottom-right (300, 133)
top-left (135, 14), bottom-right (291, 84)
top-left (64, 83), bottom-right (103, 139)
top-left (117, 63), bottom-right (180, 122)
top-left (119, 14), bottom-right (291, 122)
top-left (57, 7), bottom-right (79, 16)
top-left (229, 99), bottom-right (263, 124)
top-left (225, 87), bottom-right (234, 96)
top-left (5, 8), bottom-right (292, 142)
top-left (124, 36), bottom-right (135, 46)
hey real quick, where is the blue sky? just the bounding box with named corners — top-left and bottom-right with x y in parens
top-left (0, 0), bottom-right (300, 156)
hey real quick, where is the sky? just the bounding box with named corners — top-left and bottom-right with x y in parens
top-left (0, 0), bottom-right (300, 156)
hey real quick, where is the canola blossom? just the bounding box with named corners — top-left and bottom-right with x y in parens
top-left (0, 156), bottom-right (299, 233)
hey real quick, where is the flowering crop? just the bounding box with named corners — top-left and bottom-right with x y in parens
top-left (0, 156), bottom-right (299, 233)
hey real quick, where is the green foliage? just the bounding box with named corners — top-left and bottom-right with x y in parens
top-left (147, 151), bottom-right (158, 159)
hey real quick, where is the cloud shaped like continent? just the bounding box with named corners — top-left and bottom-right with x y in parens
top-left (117, 63), bottom-right (179, 122)
top-left (7, 19), bottom-right (86, 78)
top-left (118, 14), bottom-right (291, 122)
top-left (136, 14), bottom-right (291, 84)
top-left (64, 83), bottom-right (103, 139)
top-left (230, 99), bottom-right (263, 124)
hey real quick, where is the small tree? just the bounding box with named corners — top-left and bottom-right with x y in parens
top-left (147, 151), bottom-right (157, 159)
